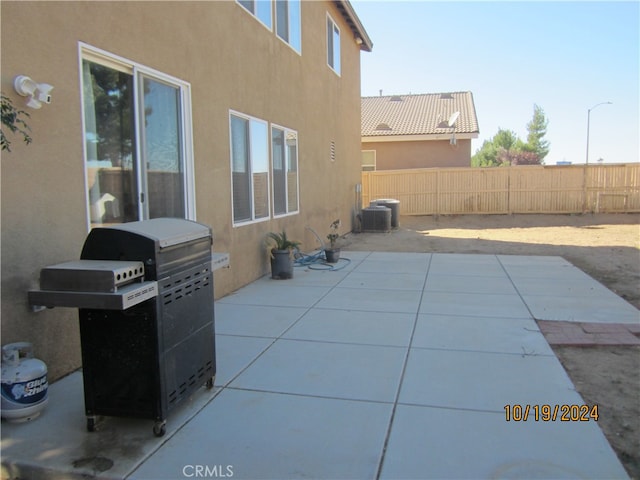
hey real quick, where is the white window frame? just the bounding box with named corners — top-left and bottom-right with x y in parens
top-left (79, 42), bottom-right (196, 228)
top-left (271, 123), bottom-right (299, 218)
top-left (236, 0), bottom-right (273, 31)
top-left (229, 110), bottom-right (271, 227)
top-left (327, 13), bottom-right (341, 75)
top-left (362, 150), bottom-right (376, 171)
top-left (276, 0), bottom-right (302, 54)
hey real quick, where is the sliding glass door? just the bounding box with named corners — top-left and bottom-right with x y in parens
top-left (81, 46), bottom-right (193, 227)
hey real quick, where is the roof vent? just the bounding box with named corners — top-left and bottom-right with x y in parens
top-left (440, 93), bottom-right (454, 99)
top-left (390, 95), bottom-right (403, 102)
top-left (375, 123), bottom-right (392, 131)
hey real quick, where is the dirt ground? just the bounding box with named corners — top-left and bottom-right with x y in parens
top-left (342, 213), bottom-right (640, 479)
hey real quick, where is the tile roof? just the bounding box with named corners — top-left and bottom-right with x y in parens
top-left (361, 92), bottom-right (479, 137)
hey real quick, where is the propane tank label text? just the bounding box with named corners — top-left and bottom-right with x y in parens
top-left (1, 375), bottom-right (48, 404)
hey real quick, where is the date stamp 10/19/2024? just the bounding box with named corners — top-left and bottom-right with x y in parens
top-left (504, 404), bottom-right (599, 422)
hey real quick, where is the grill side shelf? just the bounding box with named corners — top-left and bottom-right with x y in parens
top-left (28, 281), bottom-right (158, 310)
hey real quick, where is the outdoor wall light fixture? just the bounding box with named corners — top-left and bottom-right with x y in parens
top-left (13, 75), bottom-right (54, 109)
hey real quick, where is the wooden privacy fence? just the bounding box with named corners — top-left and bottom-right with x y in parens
top-left (361, 164), bottom-right (640, 215)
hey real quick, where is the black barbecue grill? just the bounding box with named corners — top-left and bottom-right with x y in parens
top-left (29, 218), bottom-right (216, 436)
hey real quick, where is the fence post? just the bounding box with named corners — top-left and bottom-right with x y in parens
top-left (435, 169), bottom-right (440, 215)
top-left (582, 165), bottom-right (588, 213)
top-left (507, 167), bottom-right (512, 214)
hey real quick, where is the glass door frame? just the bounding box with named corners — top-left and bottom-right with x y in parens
top-left (79, 42), bottom-right (196, 229)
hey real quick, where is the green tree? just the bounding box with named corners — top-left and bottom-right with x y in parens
top-left (525, 104), bottom-right (550, 161)
top-left (472, 105), bottom-right (549, 166)
top-left (471, 129), bottom-right (520, 166)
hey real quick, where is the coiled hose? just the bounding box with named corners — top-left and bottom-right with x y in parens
top-left (293, 226), bottom-right (351, 271)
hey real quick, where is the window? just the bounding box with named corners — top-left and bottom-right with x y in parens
top-left (81, 45), bottom-right (194, 227)
top-left (271, 126), bottom-right (299, 216)
top-left (230, 113), bottom-right (299, 225)
top-left (362, 150), bottom-right (376, 171)
top-left (237, 0), bottom-right (272, 29)
top-left (276, 0), bottom-right (301, 53)
top-left (327, 14), bottom-right (340, 75)
top-left (230, 112), bottom-right (270, 224)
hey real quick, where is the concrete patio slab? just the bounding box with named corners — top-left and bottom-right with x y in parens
top-left (366, 251), bottom-right (432, 262)
top-left (496, 254), bottom-right (639, 324)
top-left (507, 275), bottom-right (623, 298)
top-left (523, 294), bottom-right (640, 324)
top-left (276, 267), bottom-right (352, 286)
top-left (351, 252), bottom-right (431, 275)
top-left (130, 389), bottom-right (392, 480)
top-left (213, 335), bottom-right (274, 386)
top-left (315, 286), bottom-right (423, 313)
top-left (429, 253), bottom-right (507, 277)
top-left (412, 313), bottom-right (554, 355)
top-left (338, 271), bottom-right (427, 291)
top-left (380, 404), bottom-right (628, 480)
top-left (229, 339), bottom-right (406, 403)
top-left (282, 308), bottom-right (415, 347)
top-left (398, 348), bottom-right (583, 411)
top-left (214, 304), bottom-right (307, 338)
top-left (217, 282), bottom-right (332, 308)
top-left (500, 261), bottom-right (594, 282)
top-left (2, 251), bottom-right (635, 480)
top-left (497, 254), bottom-right (575, 266)
top-left (420, 291), bottom-right (532, 318)
top-left (424, 273), bottom-right (519, 294)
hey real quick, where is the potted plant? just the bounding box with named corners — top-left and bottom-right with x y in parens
top-left (266, 230), bottom-right (300, 279)
top-left (325, 219), bottom-right (341, 263)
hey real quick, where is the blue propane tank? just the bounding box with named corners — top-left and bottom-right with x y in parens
top-left (1, 342), bottom-right (48, 422)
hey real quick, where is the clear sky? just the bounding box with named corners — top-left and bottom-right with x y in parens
top-left (351, 0), bottom-right (639, 165)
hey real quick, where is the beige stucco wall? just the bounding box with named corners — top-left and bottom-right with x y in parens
top-left (363, 138), bottom-right (472, 170)
top-left (1, 1), bottom-right (364, 381)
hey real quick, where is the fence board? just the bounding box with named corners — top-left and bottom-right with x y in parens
top-left (362, 164), bottom-right (640, 215)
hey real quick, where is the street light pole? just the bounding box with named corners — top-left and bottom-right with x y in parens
top-left (585, 101), bottom-right (612, 164)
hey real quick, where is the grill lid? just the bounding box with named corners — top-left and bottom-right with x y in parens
top-left (102, 218), bottom-right (211, 248)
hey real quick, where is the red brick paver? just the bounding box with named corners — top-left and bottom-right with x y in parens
top-left (537, 320), bottom-right (640, 346)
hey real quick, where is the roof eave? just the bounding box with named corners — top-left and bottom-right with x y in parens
top-left (362, 133), bottom-right (479, 143)
top-left (335, 1), bottom-right (373, 52)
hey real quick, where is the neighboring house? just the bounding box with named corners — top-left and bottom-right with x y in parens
top-left (361, 92), bottom-right (479, 170)
top-left (1, 1), bottom-right (372, 381)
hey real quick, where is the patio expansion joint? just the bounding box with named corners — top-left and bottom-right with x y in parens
top-left (409, 344), bottom-right (557, 358)
top-left (495, 254), bottom-right (538, 321)
top-left (419, 311), bottom-right (534, 322)
top-left (395, 401), bottom-right (506, 416)
top-left (274, 336), bottom-right (410, 349)
top-left (223, 386), bottom-right (396, 406)
top-left (374, 254), bottom-right (433, 480)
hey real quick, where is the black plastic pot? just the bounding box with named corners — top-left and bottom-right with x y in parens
top-left (270, 249), bottom-right (294, 279)
top-left (324, 248), bottom-right (341, 263)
